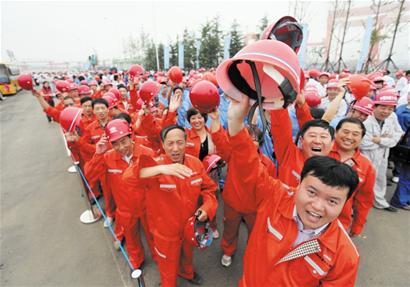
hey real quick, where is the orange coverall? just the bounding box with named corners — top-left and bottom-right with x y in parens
top-left (229, 128), bottom-right (360, 287)
top-left (123, 153), bottom-right (218, 287)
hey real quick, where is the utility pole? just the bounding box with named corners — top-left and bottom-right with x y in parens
top-left (322, 0), bottom-right (338, 71)
top-left (376, 0), bottom-right (405, 71)
top-left (336, 0), bottom-right (351, 72)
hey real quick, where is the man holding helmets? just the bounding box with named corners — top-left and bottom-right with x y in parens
top-left (123, 125), bottom-right (217, 287)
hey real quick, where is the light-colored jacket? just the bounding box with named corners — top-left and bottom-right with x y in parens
top-left (360, 113), bottom-right (404, 164)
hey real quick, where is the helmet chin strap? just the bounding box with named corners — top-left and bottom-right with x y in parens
top-left (245, 60), bottom-right (269, 137)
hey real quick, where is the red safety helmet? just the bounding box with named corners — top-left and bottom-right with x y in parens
top-left (105, 119), bottom-right (132, 142)
top-left (128, 64), bottom-right (145, 79)
top-left (326, 79), bottom-right (339, 89)
top-left (55, 80), bottom-right (71, 93)
top-left (347, 74), bottom-right (372, 100)
top-left (102, 94), bottom-right (118, 109)
top-left (60, 107), bottom-right (82, 132)
top-left (319, 72), bottom-right (330, 79)
top-left (374, 88), bottom-right (398, 106)
top-left (261, 16), bottom-right (303, 53)
top-left (109, 88), bottom-right (122, 101)
top-left (395, 70), bottom-right (404, 78)
top-left (305, 91), bottom-right (321, 108)
top-left (216, 40), bottom-right (301, 110)
top-left (168, 66), bottom-right (183, 83)
top-left (17, 74), bottom-right (33, 90)
top-left (80, 80), bottom-right (88, 86)
top-left (189, 80), bottom-right (220, 113)
top-left (308, 69), bottom-right (320, 79)
top-left (352, 97), bottom-right (374, 115)
top-left (202, 72), bottom-right (218, 87)
top-left (184, 215), bottom-right (213, 250)
top-left (304, 83), bottom-right (321, 108)
top-left (69, 83), bottom-right (79, 91)
top-left (78, 85), bottom-right (92, 95)
top-left (139, 80), bottom-right (161, 103)
top-left (102, 80), bottom-right (113, 87)
top-left (202, 154), bottom-right (223, 173)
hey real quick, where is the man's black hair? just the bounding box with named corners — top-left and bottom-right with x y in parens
top-left (92, 98), bottom-right (109, 109)
top-left (336, 117), bottom-right (366, 138)
top-left (173, 85), bottom-right (183, 93)
top-left (186, 108), bottom-right (208, 123)
top-left (160, 124), bottom-right (186, 142)
top-left (301, 156), bottom-right (359, 200)
top-left (113, 112), bottom-right (132, 125)
top-left (117, 84), bottom-right (127, 90)
top-left (80, 96), bottom-right (93, 105)
top-left (309, 107), bottom-right (325, 119)
top-left (299, 119), bottom-right (335, 139)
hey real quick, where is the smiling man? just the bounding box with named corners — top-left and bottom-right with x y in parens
top-left (330, 118), bottom-right (375, 236)
top-left (227, 97), bottom-right (360, 286)
top-left (270, 102), bottom-right (335, 187)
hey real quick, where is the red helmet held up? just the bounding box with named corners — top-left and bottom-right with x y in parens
top-left (347, 74), bottom-right (372, 100)
top-left (17, 74), bottom-right (33, 90)
top-left (60, 107), bottom-right (82, 132)
top-left (55, 80), bottom-right (71, 93)
top-left (189, 80), bottom-right (220, 113)
top-left (105, 119), bottom-right (132, 142)
top-left (184, 215), bottom-right (213, 249)
top-left (168, 66), bottom-right (183, 84)
top-left (261, 16), bottom-right (303, 53)
top-left (128, 64), bottom-right (145, 79)
top-left (109, 88), bottom-right (122, 101)
top-left (216, 40), bottom-right (301, 110)
top-left (139, 80), bottom-right (161, 103)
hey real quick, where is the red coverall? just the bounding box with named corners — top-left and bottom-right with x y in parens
top-left (295, 103), bottom-right (376, 235)
top-left (329, 143), bottom-right (375, 235)
top-left (75, 119), bottom-right (115, 217)
top-left (211, 127), bottom-right (277, 256)
top-left (85, 142), bottom-right (155, 268)
top-left (123, 153), bottom-right (218, 287)
top-left (230, 128), bottom-right (360, 287)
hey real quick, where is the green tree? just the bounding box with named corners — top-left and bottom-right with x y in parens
top-left (199, 17), bottom-right (222, 68)
top-left (169, 37), bottom-right (179, 67)
top-left (183, 28), bottom-right (196, 70)
top-left (257, 15), bottom-right (269, 39)
top-left (143, 39), bottom-right (157, 71)
top-left (229, 19), bottom-right (244, 57)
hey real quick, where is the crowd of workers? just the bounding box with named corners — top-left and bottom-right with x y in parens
top-left (19, 16), bottom-right (409, 287)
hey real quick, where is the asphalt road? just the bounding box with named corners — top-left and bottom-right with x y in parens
top-left (1, 91), bottom-right (409, 287)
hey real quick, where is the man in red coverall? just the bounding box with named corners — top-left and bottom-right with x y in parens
top-left (123, 125), bottom-right (218, 287)
top-left (85, 119), bottom-right (155, 269)
top-left (227, 96), bottom-right (360, 287)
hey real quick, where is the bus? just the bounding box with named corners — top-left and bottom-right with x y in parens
top-left (0, 63), bottom-right (21, 95)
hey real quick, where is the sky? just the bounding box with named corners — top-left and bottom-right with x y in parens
top-left (1, 0), bottom-right (337, 63)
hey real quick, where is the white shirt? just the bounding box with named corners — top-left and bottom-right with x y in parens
top-left (383, 75), bottom-right (395, 87)
top-left (292, 207), bottom-right (329, 247)
top-left (123, 155), bottom-right (132, 165)
top-left (319, 96), bottom-right (348, 118)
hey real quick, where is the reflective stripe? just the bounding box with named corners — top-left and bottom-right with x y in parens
top-left (292, 170), bottom-right (301, 180)
top-left (91, 135), bottom-right (100, 140)
top-left (238, 52), bottom-right (300, 84)
top-left (154, 247), bottom-right (166, 259)
top-left (159, 184), bottom-right (176, 189)
top-left (337, 220), bottom-right (359, 257)
top-left (304, 255), bottom-right (327, 276)
top-left (267, 217), bottom-right (283, 240)
top-left (107, 169), bottom-right (122, 174)
top-left (191, 178), bottom-right (203, 185)
top-left (186, 142), bottom-right (195, 147)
